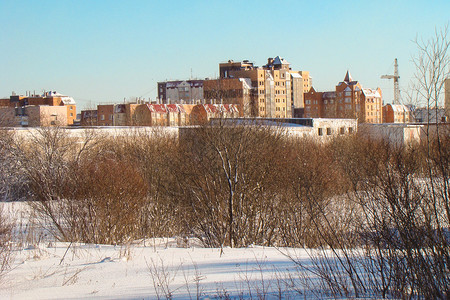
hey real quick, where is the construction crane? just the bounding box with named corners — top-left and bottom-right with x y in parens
top-left (381, 58), bottom-right (400, 104)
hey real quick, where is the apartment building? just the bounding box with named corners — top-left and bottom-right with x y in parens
top-left (304, 71), bottom-right (383, 123)
top-left (0, 91), bottom-right (77, 125)
top-left (157, 80), bottom-right (203, 104)
top-left (204, 56), bottom-right (311, 118)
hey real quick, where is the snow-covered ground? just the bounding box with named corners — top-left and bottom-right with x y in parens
top-left (0, 202), bottom-right (312, 299)
top-left (2, 242), bottom-right (310, 299)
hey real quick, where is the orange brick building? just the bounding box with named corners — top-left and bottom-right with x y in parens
top-left (304, 71), bottom-right (383, 123)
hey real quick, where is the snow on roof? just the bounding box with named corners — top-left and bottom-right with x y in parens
top-left (165, 104), bottom-right (179, 113)
top-left (362, 88), bottom-right (381, 98)
top-left (203, 104), bottom-right (221, 114)
top-left (176, 104), bottom-right (186, 113)
top-left (239, 78), bottom-right (252, 89)
top-left (344, 86), bottom-right (352, 92)
top-left (221, 104), bottom-right (239, 113)
top-left (290, 73), bottom-right (302, 78)
top-left (265, 71), bottom-right (274, 80)
top-left (60, 96), bottom-right (76, 105)
top-left (147, 104), bottom-right (167, 113)
top-left (389, 104), bottom-right (409, 112)
top-left (273, 56), bottom-right (290, 65)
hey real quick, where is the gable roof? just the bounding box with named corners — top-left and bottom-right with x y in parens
top-left (165, 104), bottom-right (179, 113)
top-left (147, 104), bottom-right (167, 113)
top-left (362, 88), bottom-right (381, 98)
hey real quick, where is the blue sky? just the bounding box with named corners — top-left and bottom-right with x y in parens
top-left (1, 0), bottom-right (449, 111)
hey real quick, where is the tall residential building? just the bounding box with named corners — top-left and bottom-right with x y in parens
top-left (204, 56), bottom-right (311, 118)
top-left (304, 71), bottom-right (383, 123)
top-left (157, 80), bottom-right (203, 104)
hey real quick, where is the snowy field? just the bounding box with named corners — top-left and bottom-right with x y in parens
top-left (0, 202), bottom-right (313, 299)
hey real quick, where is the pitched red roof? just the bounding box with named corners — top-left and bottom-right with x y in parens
top-left (147, 104), bottom-right (167, 113)
top-left (165, 104), bottom-right (179, 113)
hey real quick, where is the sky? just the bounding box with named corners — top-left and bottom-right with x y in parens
top-left (1, 0), bottom-right (449, 111)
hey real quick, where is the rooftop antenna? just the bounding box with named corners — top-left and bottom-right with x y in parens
top-left (381, 58), bottom-right (400, 104)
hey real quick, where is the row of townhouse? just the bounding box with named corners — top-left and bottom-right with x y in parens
top-left (80, 103), bottom-right (239, 127)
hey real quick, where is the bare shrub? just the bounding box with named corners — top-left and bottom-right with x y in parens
top-left (0, 203), bottom-right (14, 280)
top-left (177, 121), bottom-right (288, 248)
top-left (287, 134), bottom-right (449, 298)
top-left (111, 129), bottom-right (186, 239)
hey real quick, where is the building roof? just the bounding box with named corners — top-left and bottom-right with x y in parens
top-left (344, 70), bottom-right (353, 82)
top-left (201, 104), bottom-right (239, 114)
top-left (362, 88), bottom-right (381, 98)
top-left (147, 104), bottom-right (167, 113)
top-left (387, 104), bottom-right (410, 113)
top-left (323, 92), bottom-right (336, 99)
top-left (239, 78), bottom-right (252, 89)
top-left (272, 56), bottom-right (290, 65)
top-left (165, 104), bottom-right (179, 113)
top-left (162, 80), bottom-right (203, 89)
top-left (203, 104), bottom-right (221, 114)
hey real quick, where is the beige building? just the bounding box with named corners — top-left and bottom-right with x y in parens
top-left (0, 105), bottom-right (68, 127)
top-left (205, 56), bottom-right (311, 118)
top-left (157, 80), bottom-right (203, 104)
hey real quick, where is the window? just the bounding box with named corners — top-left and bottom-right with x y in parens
top-left (340, 127), bottom-right (345, 134)
top-left (345, 91), bottom-right (351, 96)
top-left (70, 113), bottom-right (73, 117)
top-left (348, 127), bottom-right (354, 134)
top-left (318, 128), bottom-right (323, 136)
top-left (69, 106), bottom-right (73, 110)
top-left (100, 115), bottom-right (105, 120)
top-left (326, 128), bottom-right (332, 135)
top-left (305, 100), bottom-right (311, 104)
